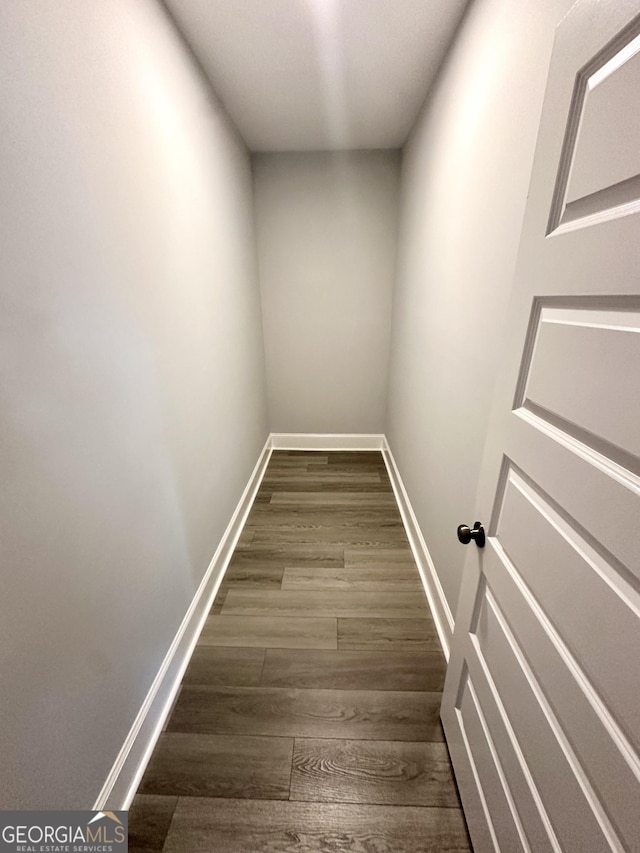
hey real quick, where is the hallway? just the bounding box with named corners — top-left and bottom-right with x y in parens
top-left (128, 451), bottom-right (470, 852)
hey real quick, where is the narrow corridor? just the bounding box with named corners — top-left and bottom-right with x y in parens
top-left (128, 451), bottom-right (471, 851)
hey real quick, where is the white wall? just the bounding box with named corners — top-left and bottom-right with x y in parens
top-left (387, 0), bottom-right (575, 624)
top-left (0, 0), bottom-right (268, 808)
top-left (254, 151), bottom-right (400, 433)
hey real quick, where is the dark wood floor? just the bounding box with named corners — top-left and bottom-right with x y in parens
top-left (129, 451), bottom-right (471, 852)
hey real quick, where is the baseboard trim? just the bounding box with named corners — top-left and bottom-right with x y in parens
top-left (381, 438), bottom-right (454, 660)
top-left (270, 433), bottom-right (385, 450)
top-left (93, 435), bottom-right (273, 812)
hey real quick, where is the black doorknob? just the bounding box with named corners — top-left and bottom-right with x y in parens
top-left (457, 521), bottom-right (486, 548)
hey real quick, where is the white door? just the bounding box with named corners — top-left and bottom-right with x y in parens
top-left (441, 1), bottom-right (640, 851)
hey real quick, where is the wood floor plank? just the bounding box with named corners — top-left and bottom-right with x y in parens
top-left (245, 508), bottom-right (405, 528)
top-left (127, 794), bottom-right (177, 853)
top-left (221, 589), bottom-right (431, 619)
top-left (262, 471), bottom-right (382, 484)
top-left (250, 529), bottom-right (408, 545)
top-left (259, 649), bottom-right (445, 691)
top-left (344, 547), bottom-right (415, 565)
top-left (270, 452), bottom-right (328, 464)
top-left (282, 566), bottom-right (421, 591)
top-left (199, 615), bottom-right (338, 649)
top-left (229, 545), bottom-right (344, 569)
top-left (307, 462), bottom-right (389, 474)
top-left (338, 618), bottom-right (442, 651)
top-left (272, 451), bottom-right (329, 458)
top-left (245, 519), bottom-right (409, 536)
top-left (222, 565), bottom-right (285, 587)
top-left (162, 688), bottom-right (183, 732)
top-left (266, 459), bottom-right (322, 469)
top-left (325, 451), bottom-right (386, 464)
top-left (270, 492), bottom-right (397, 507)
top-left (245, 524), bottom-right (406, 539)
top-left (210, 588), bottom-right (228, 615)
top-left (138, 733), bottom-right (293, 800)
top-left (248, 503), bottom-right (400, 515)
top-left (182, 647), bottom-right (266, 687)
top-left (166, 685), bottom-right (445, 741)
top-left (290, 738), bottom-right (460, 807)
top-left (261, 481), bottom-right (394, 493)
top-left (234, 528), bottom-right (255, 550)
top-left (163, 797), bottom-right (471, 853)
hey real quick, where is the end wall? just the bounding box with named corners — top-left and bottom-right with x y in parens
top-left (387, 0), bottom-right (575, 625)
top-left (254, 151), bottom-right (400, 433)
top-left (0, 0), bottom-right (268, 807)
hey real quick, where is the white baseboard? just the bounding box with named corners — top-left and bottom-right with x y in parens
top-left (381, 438), bottom-right (454, 660)
top-left (93, 436), bottom-right (273, 812)
top-left (270, 433), bottom-right (385, 450)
